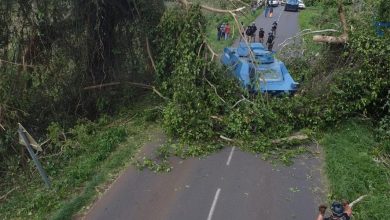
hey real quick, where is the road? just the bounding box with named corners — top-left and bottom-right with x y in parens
top-left (85, 6), bottom-right (325, 220)
top-left (234, 4), bottom-right (300, 51)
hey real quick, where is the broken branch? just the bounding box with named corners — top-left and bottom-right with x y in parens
top-left (146, 37), bottom-right (157, 72)
top-left (205, 78), bottom-right (226, 103)
top-left (0, 59), bottom-right (35, 68)
top-left (210, 115), bottom-right (223, 121)
top-left (349, 195), bottom-right (367, 208)
top-left (220, 135), bottom-right (235, 142)
top-left (313, 1), bottom-right (349, 44)
top-left (271, 133), bottom-right (309, 145)
top-left (177, 0), bottom-right (246, 13)
top-left (0, 186), bottom-right (19, 201)
top-left (83, 81), bottom-right (169, 100)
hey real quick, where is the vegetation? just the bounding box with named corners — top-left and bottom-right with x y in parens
top-left (321, 120), bottom-right (390, 220)
top-left (0, 0), bottom-right (164, 171)
top-left (297, 2), bottom-right (390, 218)
top-left (0, 96), bottom-right (162, 219)
top-left (0, 0), bottom-right (389, 218)
top-left (0, 0), bottom-right (165, 218)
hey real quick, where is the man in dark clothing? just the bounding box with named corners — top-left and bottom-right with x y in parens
top-left (264, 0), bottom-right (269, 17)
top-left (246, 23), bottom-right (256, 43)
top-left (217, 24), bottom-right (222, 41)
top-left (271, 21), bottom-right (278, 36)
top-left (258, 28), bottom-right (265, 43)
top-left (250, 22), bottom-right (257, 42)
top-left (316, 201), bottom-right (352, 220)
top-left (266, 32), bottom-right (274, 51)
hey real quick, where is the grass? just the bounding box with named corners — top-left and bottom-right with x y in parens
top-left (321, 120), bottom-right (390, 220)
top-left (298, 6), bottom-right (321, 30)
top-left (0, 95), bottom-right (163, 219)
top-left (297, 6), bottom-right (326, 55)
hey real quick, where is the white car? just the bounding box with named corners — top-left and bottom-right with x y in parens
top-left (271, 0), bottom-right (279, 6)
top-left (298, 0), bottom-right (305, 9)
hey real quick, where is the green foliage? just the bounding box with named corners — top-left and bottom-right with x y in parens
top-left (378, 0), bottom-right (390, 21)
top-left (0, 107), bottom-right (160, 219)
top-left (0, 0), bottom-right (165, 181)
top-left (153, 5), bottom-right (311, 166)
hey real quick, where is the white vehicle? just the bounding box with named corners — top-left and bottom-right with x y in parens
top-left (271, 0), bottom-right (279, 6)
top-left (298, 0), bottom-right (305, 9)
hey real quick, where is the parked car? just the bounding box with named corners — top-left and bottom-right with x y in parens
top-left (281, 0), bottom-right (287, 5)
top-left (298, 0), bottom-right (305, 9)
top-left (271, 0), bottom-right (279, 6)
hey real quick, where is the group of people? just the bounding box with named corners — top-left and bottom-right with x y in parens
top-left (240, 21), bottom-right (278, 51)
top-left (217, 23), bottom-right (231, 41)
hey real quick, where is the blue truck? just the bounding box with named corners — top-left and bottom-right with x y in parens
top-left (221, 43), bottom-right (298, 94)
top-left (284, 0), bottom-right (299, 12)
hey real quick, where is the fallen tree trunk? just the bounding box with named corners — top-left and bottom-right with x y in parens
top-left (313, 34), bottom-right (348, 44)
top-left (178, 0), bottom-right (246, 13)
top-left (83, 81), bottom-right (169, 100)
top-left (271, 134), bottom-right (309, 145)
top-left (313, 1), bottom-right (348, 44)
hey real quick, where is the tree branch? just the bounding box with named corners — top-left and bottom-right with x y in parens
top-left (0, 59), bottom-right (35, 68)
top-left (204, 78), bottom-right (226, 103)
top-left (313, 1), bottom-right (349, 44)
top-left (146, 37), bottom-right (157, 72)
top-left (206, 42), bottom-right (219, 61)
top-left (220, 135), bottom-right (235, 142)
top-left (271, 133), bottom-right (309, 145)
top-left (0, 186), bottom-right (19, 201)
top-left (232, 95), bottom-right (255, 108)
top-left (178, 0), bottom-right (246, 13)
top-left (349, 195), bottom-right (367, 208)
top-left (278, 29), bottom-right (340, 48)
top-left (83, 81), bottom-right (169, 100)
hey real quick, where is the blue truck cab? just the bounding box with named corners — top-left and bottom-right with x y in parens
top-left (284, 0), bottom-right (299, 12)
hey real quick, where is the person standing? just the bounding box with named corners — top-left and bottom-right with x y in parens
top-left (217, 24), bottom-right (222, 41)
top-left (225, 23), bottom-right (230, 40)
top-left (266, 32), bottom-right (274, 51)
top-left (251, 1), bottom-right (257, 15)
top-left (258, 28), bottom-right (265, 43)
top-left (264, 0), bottom-right (269, 17)
top-left (271, 21), bottom-right (278, 36)
top-left (269, 6), bottom-right (274, 18)
top-left (240, 21), bottom-right (245, 41)
top-left (251, 22), bottom-right (257, 43)
top-left (220, 23), bottom-right (226, 41)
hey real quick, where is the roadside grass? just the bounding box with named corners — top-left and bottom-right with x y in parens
top-left (297, 6), bottom-right (326, 56)
top-left (298, 6), bottom-right (321, 30)
top-left (0, 94), bottom-right (162, 219)
top-left (321, 120), bottom-right (390, 220)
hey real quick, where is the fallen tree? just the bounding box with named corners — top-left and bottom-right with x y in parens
top-left (313, 1), bottom-right (349, 44)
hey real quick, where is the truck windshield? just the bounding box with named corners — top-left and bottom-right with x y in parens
top-left (287, 0), bottom-right (298, 4)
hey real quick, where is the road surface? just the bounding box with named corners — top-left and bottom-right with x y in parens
top-left (234, 4), bottom-right (300, 51)
top-left (85, 6), bottom-right (325, 220)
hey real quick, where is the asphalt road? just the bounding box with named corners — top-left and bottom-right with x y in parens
top-left (85, 6), bottom-right (325, 220)
top-left (234, 4), bottom-right (300, 51)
